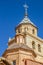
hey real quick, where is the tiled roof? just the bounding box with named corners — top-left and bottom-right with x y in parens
top-left (19, 17), bottom-right (36, 27)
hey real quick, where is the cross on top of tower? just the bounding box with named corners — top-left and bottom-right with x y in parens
top-left (23, 4), bottom-right (28, 18)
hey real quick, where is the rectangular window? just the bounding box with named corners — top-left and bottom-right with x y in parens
top-left (32, 41), bottom-right (35, 49)
top-left (38, 44), bottom-right (41, 52)
top-left (13, 60), bottom-right (16, 65)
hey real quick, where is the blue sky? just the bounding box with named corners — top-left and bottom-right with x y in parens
top-left (0, 0), bottom-right (43, 56)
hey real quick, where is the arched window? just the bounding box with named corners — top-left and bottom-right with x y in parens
top-left (27, 27), bottom-right (28, 30)
top-left (32, 29), bottom-right (35, 34)
top-left (24, 27), bottom-right (26, 32)
top-left (24, 27), bottom-right (28, 33)
top-left (38, 44), bottom-right (41, 52)
top-left (13, 60), bottom-right (16, 65)
top-left (32, 41), bottom-right (35, 49)
top-left (20, 28), bottom-right (22, 32)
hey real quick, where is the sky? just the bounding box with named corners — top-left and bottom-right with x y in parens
top-left (0, 0), bottom-right (43, 56)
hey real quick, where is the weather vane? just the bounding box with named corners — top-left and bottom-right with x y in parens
top-left (23, 3), bottom-right (28, 17)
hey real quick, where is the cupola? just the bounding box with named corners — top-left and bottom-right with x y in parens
top-left (16, 4), bottom-right (38, 36)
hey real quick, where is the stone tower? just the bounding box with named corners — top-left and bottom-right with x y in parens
top-left (2, 4), bottom-right (43, 65)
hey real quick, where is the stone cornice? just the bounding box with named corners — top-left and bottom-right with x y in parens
top-left (2, 48), bottom-right (36, 58)
top-left (25, 32), bottom-right (43, 43)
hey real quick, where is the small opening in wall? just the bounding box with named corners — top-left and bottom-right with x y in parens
top-left (13, 60), bottom-right (16, 65)
top-left (32, 41), bottom-right (35, 49)
top-left (38, 44), bottom-right (41, 52)
top-left (32, 29), bottom-right (35, 34)
top-left (18, 29), bottom-right (20, 33)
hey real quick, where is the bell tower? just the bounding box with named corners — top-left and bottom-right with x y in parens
top-left (2, 4), bottom-right (39, 65)
top-left (2, 3), bottom-right (43, 65)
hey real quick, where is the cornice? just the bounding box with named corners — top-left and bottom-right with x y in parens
top-left (25, 33), bottom-right (43, 43)
top-left (2, 47), bottom-right (36, 58)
